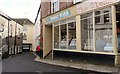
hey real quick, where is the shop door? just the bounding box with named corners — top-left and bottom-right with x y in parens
top-left (43, 25), bottom-right (52, 58)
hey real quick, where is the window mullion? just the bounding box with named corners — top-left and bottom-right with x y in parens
top-left (93, 11), bottom-right (96, 52)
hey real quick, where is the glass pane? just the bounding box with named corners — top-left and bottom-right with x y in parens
top-left (54, 26), bottom-right (59, 49)
top-left (116, 4), bottom-right (120, 53)
top-left (68, 22), bottom-right (76, 49)
top-left (81, 12), bottom-right (93, 51)
top-left (95, 7), bottom-right (111, 24)
top-left (81, 12), bottom-right (92, 19)
top-left (60, 24), bottom-right (67, 49)
top-left (95, 10), bottom-right (113, 53)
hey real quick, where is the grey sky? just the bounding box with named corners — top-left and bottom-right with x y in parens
top-left (0, 0), bottom-right (41, 23)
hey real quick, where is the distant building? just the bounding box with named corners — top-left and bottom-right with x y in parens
top-left (14, 18), bottom-right (35, 52)
top-left (0, 10), bottom-right (23, 57)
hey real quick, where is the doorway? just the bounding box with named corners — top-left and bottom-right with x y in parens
top-left (43, 25), bottom-right (52, 58)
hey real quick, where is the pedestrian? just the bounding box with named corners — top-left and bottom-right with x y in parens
top-left (36, 45), bottom-right (41, 58)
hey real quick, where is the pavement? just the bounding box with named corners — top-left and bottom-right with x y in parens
top-left (34, 52), bottom-right (120, 73)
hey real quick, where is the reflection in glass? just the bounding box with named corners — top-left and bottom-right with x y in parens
top-left (60, 24), bottom-right (67, 49)
top-left (81, 12), bottom-right (93, 51)
top-left (68, 22), bottom-right (76, 49)
top-left (54, 26), bottom-right (59, 49)
top-left (95, 7), bottom-right (113, 52)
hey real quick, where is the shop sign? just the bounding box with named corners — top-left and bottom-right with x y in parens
top-left (76, 0), bottom-right (120, 14)
top-left (46, 9), bottom-right (71, 23)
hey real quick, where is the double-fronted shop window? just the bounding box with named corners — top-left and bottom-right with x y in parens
top-left (53, 5), bottom-right (120, 54)
top-left (53, 17), bottom-right (76, 50)
top-left (81, 6), bottom-right (113, 53)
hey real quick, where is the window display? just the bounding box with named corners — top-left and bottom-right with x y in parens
top-left (60, 24), bottom-right (67, 49)
top-left (81, 12), bottom-right (93, 51)
top-left (53, 17), bottom-right (76, 50)
top-left (95, 7), bottom-right (113, 52)
top-left (68, 22), bottom-right (76, 49)
top-left (80, 7), bottom-right (113, 53)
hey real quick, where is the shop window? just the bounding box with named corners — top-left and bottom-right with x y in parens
top-left (95, 11), bottom-right (100, 24)
top-left (54, 26), bottom-right (59, 49)
top-left (68, 22), bottom-right (76, 49)
top-left (53, 17), bottom-right (76, 50)
top-left (104, 11), bottom-right (110, 23)
top-left (95, 7), bottom-right (111, 24)
top-left (81, 12), bottom-right (93, 51)
top-left (60, 24), bottom-right (67, 49)
top-left (95, 7), bottom-right (113, 53)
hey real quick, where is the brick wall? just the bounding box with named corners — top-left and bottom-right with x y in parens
top-left (41, 0), bottom-right (73, 18)
top-left (41, 0), bottom-right (51, 18)
top-left (59, 2), bottom-right (67, 10)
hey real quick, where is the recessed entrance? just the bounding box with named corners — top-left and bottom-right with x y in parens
top-left (43, 25), bottom-right (52, 58)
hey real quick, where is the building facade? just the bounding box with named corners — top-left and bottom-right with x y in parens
top-left (0, 10), bottom-right (23, 57)
top-left (41, 0), bottom-right (120, 66)
top-left (14, 18), bottom-right (35, 52)
top-left (34, 4), bottom-right (41, 52)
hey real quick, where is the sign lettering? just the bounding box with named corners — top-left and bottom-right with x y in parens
top-left (46, 10), bottom-right (71, 22)
top-left (77, 0), bottom-right (120, 14)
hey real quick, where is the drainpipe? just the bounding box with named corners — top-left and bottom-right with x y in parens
top-left (8, 20), bottom-right (10, 55)
top-left (14, 22), bottom-right (17, 55)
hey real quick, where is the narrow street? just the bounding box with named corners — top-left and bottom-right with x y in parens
top-left (2, 52), bottom-right (84, 73)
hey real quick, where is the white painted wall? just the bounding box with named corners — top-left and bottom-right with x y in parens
top-left (34, 9), bottom-right (41, 51)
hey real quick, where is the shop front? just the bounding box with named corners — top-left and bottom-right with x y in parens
top-left (43, 0), bottom-right (120, 66)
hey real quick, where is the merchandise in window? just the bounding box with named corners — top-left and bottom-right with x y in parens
top-left (81, 12), bottom-right (93, 51)
top-left (68, 22), bottom-right (76, 49)
top-left (95, 7), bottom-right (113, 52)
top-left (53, 17), bottom-right (76, 50)
top-left (60, 24), bottom-right (67, 49)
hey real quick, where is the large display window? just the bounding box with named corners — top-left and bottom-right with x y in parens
top-left (81, 12), bottom-right (93, 51)
top-left (80, 7), bottom-right (114, 53)
top-left (60, 24), bottom-right (67, 49)
top-left (95, 7), bottom-right (113, 52)
top-left (53, 17), bottom-right (76, 50)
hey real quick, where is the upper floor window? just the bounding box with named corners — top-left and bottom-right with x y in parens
top-left (23, 25), bottom-right (27, 31)
top-left (51, 0), bottom-right (59, 13)
top-left (0, 24), bottom-right (4, 32)
top-left (73, 0), bottom-right (83, 4)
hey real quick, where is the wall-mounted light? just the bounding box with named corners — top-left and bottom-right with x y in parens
top-left (0, 24), bottom-right (4, 32)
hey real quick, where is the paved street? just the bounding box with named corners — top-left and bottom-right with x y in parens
top-left (2, 52), bottom-right (83, 73)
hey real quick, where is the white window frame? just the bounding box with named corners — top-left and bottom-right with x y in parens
top-left (73, 0), bottom-right (83, 4)
top-left (51, 0), bottom-right (59, 13)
